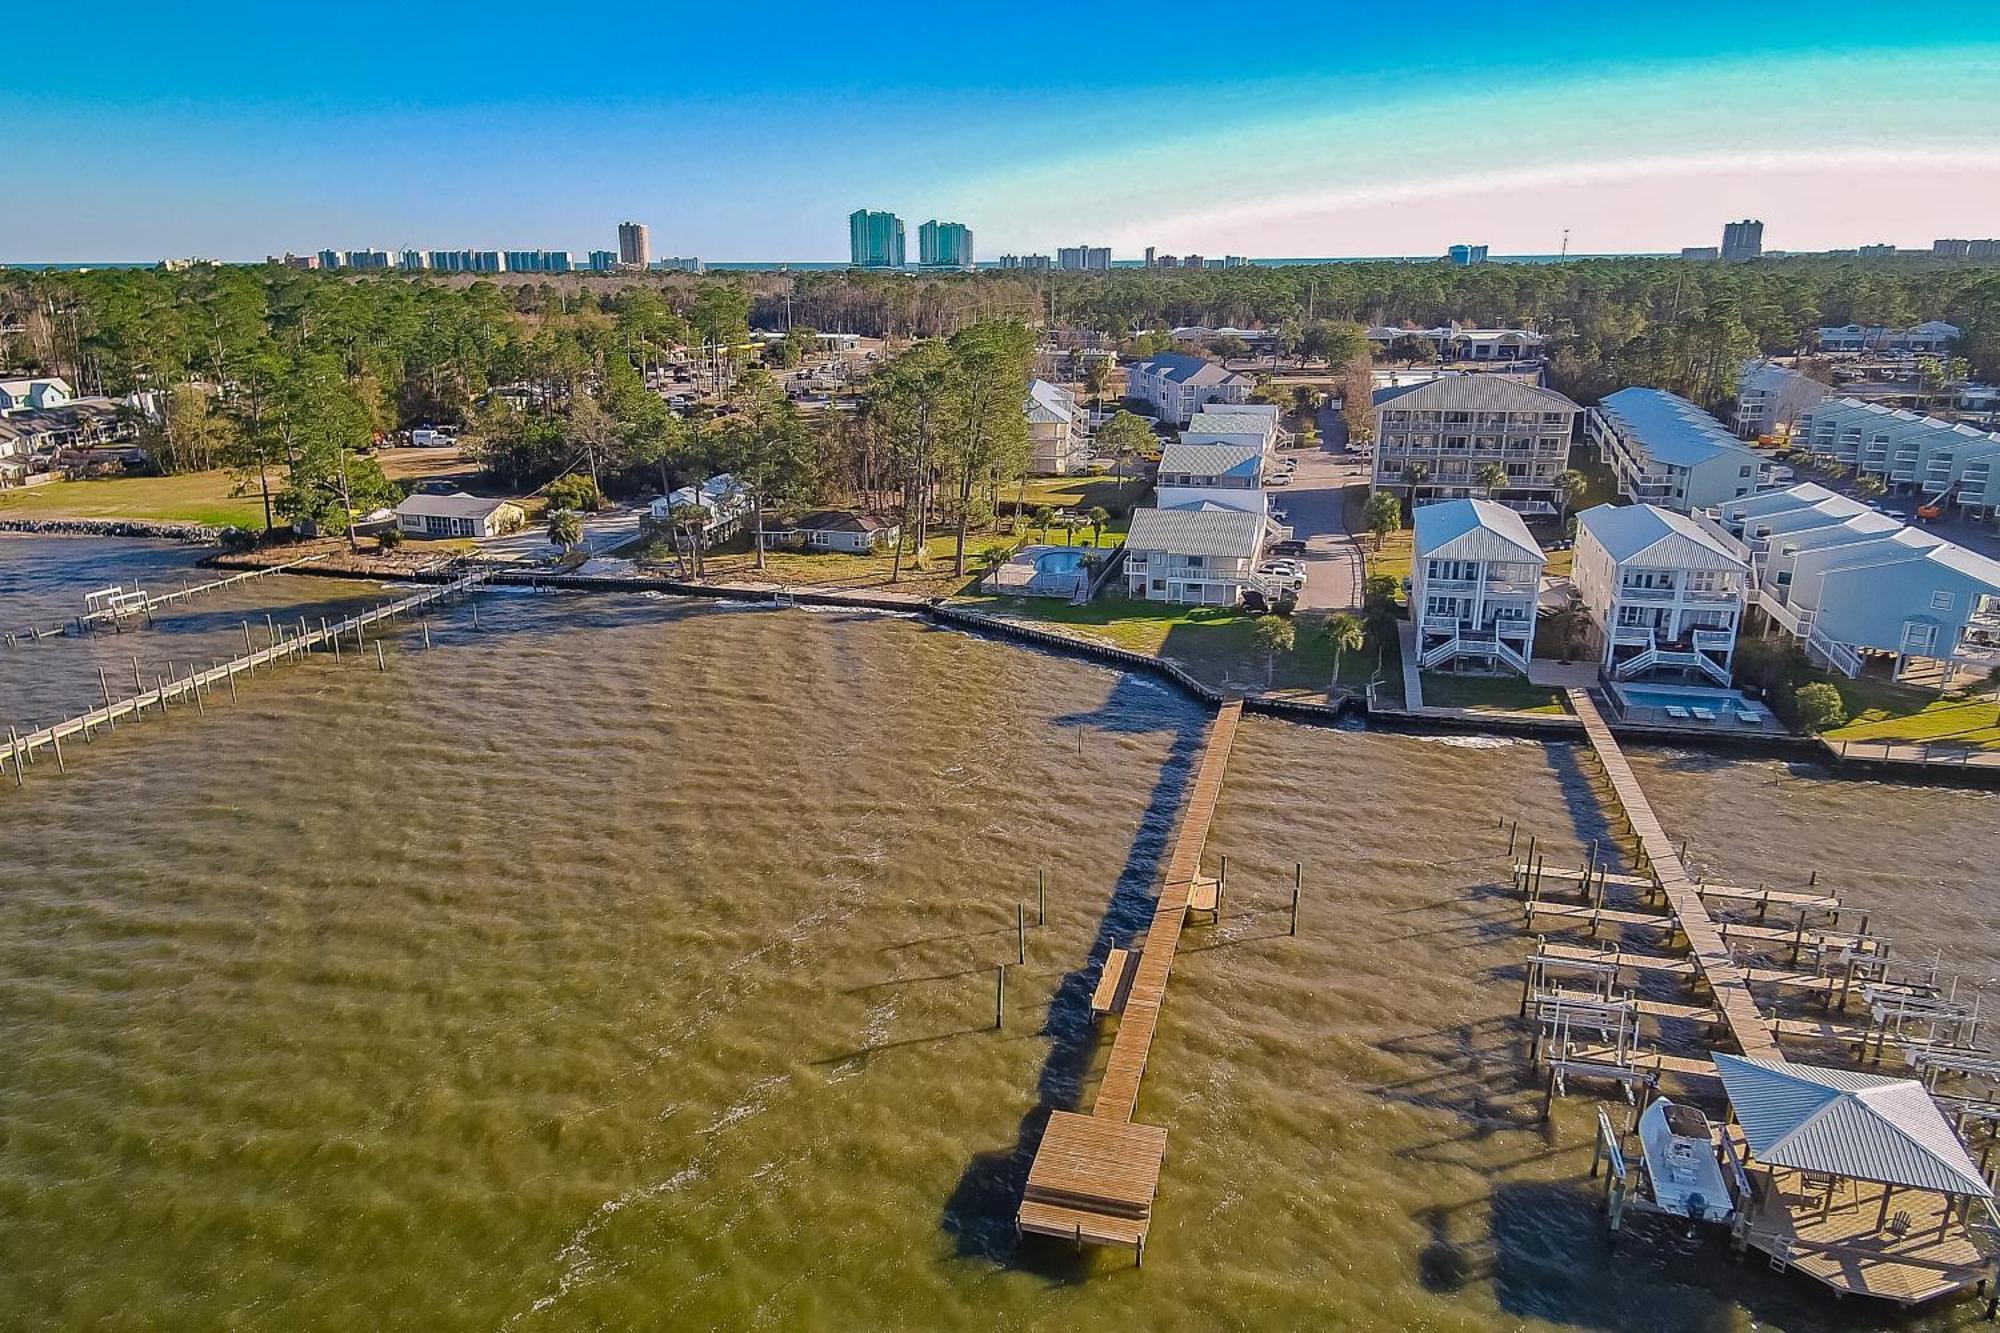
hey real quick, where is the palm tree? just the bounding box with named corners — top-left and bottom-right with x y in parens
top-left (1401, 460), bottom-right (1431, 494)
top-left (1364, 490), bottom-right (1402, 551)
top-left (1554, 468), bottom-right (1588, 524)
top-left (1253, 614), bottom-right (1295, 686)
top-left (1087, 506), bottom-right (1110, 546)
top-left (1477, 462), bottom-right (1507, 498)
top-left (1323, 612), bottom-right (1364, 690)
top-left (547, 507), bottom-right (582, 553)
top-left (1030, 505), bottom-right (1054, 543)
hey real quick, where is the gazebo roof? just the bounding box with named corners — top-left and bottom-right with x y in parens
top-left (1715, 1055), bottom-right (1993, 1197)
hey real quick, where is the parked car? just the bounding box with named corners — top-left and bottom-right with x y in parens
top-left (1270, 539), bottom-right (1307, 556)
top-left (1266, 474), bottom-right (1292, 487)
top-left (1270, 507), bottom-right (1290, 524)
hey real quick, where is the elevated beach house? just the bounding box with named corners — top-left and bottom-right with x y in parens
top-left (1411, 498), bottom-right (1546, 675)
top-left (1153, 442), bottom-right (1267, 518)
top-left (1585, 386), bottom-right (1766, 513)
top-left (1024, 379), bottom-right (1089, 475)
top-left (1573, 503), bottom-right (1746, 685)
top-left (1123, 507), bottom-right (1267, 605)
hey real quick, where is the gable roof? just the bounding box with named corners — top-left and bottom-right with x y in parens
top-left (775, 509), bottom-right (895, 533)
top-left (1373, 374), bottom-right (1578, 414)
top-left (1413, 498), bottom-right (1545, 563)
top-left (1024, 379), bottom-right (1077, 425)
top-left (1185, 411), bottom-right (1275, 438)
top-left (1576, 503), bottom-right (1746, 570)
top-left (1133, 352), bottom-right (1246, 387)
top-left (1125, 506), bottom-right (1265, 557)
top-left (395, 491), bottom-right (520, 520)
top-left (1714, 1055), bottom-right (1992, 1197)
top-left (1597, 387), bottom-right (1762, 470)
top-left (1158, 442), bottom-right (1262, 477)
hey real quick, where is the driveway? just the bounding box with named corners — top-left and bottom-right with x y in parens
top-left (476, 504), bottom-right (647, 565)
top-left (1272, 442), bottom-right (1370, 611)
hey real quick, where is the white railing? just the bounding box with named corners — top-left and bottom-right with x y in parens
top-left (1692, 629), bottom-right (1737, 651)
top-left (1806, 623), bottom-right (1863, 678)
top-left (1493, 636), bottom-right (1530, 675)
top-left (1420, 636), bottom-right (1461, 668)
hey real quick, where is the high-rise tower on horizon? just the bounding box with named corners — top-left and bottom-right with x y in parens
top-left (1721, 219), bottom-right (1764, 262)
top-left (617, 221), bottom-right (650, 269)
top-left (918, 219), bottom-right (974, 269)
top-left (849, 209), bottom-right (905, 267)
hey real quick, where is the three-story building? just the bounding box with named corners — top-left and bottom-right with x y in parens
top-left (1573, 504), bottom-right (1746, 685)
top-left (1373, 376), bottom-right (1580, 514)
top-left (1410, 498), bottom-right (1547, 675)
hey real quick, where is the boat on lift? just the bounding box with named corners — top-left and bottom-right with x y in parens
top-left (1637, 1098), bottom-right (1736, 1224)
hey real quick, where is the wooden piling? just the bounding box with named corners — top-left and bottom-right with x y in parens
top-left (995, 964), bottom-right (1005, 1030)
top-left (376, 642), bottom-right (386, 672)
top-left (8, 728), bottom-right (22, 787)
top-left (1017, 902), bottom-right (1026, 965)
top-left (1037, 869), bottom-right (1046, 926)
top-left (50, 729), bottom-right (64, 773)
top-left (1290, 862), bottom-right (1302, 937)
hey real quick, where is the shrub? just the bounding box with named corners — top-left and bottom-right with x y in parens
top-left (1793, 681), bottom-right (1847, 733)
top-left (376, 526), bottom-right (404, 550)
top-left (217, 526), bottom-right (257, 553)
top-left (545, 475), bottom-right (603, 514)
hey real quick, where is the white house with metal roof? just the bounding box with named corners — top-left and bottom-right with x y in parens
top-left (1122, 506), bottom-right (1268, 605)
top-left (1182, 409), bottom-right (1278, 453)
top-left (1125, 353), bottom-right (1253, 426)
top-left (1572, 504), bottom-right (1746, 684)
top-left (1793, 397), bottom-right (2000, 519)
top-left (1411, 498), bottom-right (1546, 675)
top-left (1154, 442), bottom-right (1267, 517)
top-left (1373, 374), bottom-right (1580, 512)
top-left (1718, 483), bottom-right (2000, 680)
top-left (1024, 378), bottom-right (1089, 475)
top-left (1586, 387), bottom-right (1766, 513)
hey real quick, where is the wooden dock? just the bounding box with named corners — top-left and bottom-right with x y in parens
top-left (1017, 699), bottom-right (1243, 1262)
top-left (1514, 864), bottom-right (1840, 915)
top-left (5, 555), bottom-right (324, 644)
top-left (1, 568), bottom-right (487, 780)
top-left (1564, 689), bottom-right (1785, 1062)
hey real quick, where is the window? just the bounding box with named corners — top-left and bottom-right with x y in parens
top-left (1931, 590), bottom-right (1956, 611)
top-left (1151, 579), bottom-right (1166, 592)
top-left (1185, 555), bottom-right (1205, 569)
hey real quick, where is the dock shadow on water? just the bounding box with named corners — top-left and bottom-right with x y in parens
top-left (940, 672), bottom-right (1208, 1274)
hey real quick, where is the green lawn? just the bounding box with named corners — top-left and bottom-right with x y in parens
top-left (1420, 672), bottom-right (1569, 715)
top-left (952, 595), bottom-right (1398, 698)
top-left (0, 470), bottom-right (269, 528)
top-left (1824, 678), bottom-right (2000, 750)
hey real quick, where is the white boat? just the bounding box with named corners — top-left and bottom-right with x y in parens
top-left (1638, 1098), bottom-right (1736, 1224)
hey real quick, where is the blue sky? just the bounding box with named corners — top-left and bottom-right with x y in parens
top-left (7, 1), bottom-right (2000, 262)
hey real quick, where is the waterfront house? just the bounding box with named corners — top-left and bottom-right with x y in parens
top-left (1154, 442), bottom-right (1267, 518)
top-left (1410, 498), bottom-right (1546, 675)
top-left (1024, 379), bottom-right (1089, 475)
top-left (1372, 375), bottom-right (1580, 514)
top-left (1182, 409), bottom-right (1279, 454)
top-left (760, 509), bottom-right (898, 554)
top-left (394, 491), bottom-right (526, 539)
top-left (1585, 387), bottom-right (1765, 513)
top-left (1126, 353), bottom-right (1253, 426)
top-left (651, 473), bottom-right (751, 535)
top-left (1122, 507), bottom-right (1267, 605)
top-left (1718, 483), bottom-right (2000, 682)
top-left (1573, 504), bottom-right (1746, 685)
top-left (1792, 398), bottom-right (2000, 520)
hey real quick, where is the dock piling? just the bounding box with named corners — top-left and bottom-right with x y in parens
top-left (1290, 862), bottom-right (1302, 937)
top-left (376, 642), bottom-right (386, 672)
top-left (995, 964), bottom-right (1005, 1030)
top-left (1017, 902), bottom-right (1026, 964)
top-left (1037, 868), bottom-right (1045, 926)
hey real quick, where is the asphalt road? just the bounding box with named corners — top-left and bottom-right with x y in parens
top-left (1272, 440), bottom-right (1370, 611)
top-left (476, 504), bottom-right (647, 564)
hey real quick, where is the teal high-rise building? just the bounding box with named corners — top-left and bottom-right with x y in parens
top-left (918, 219), bottom-right (974, 269)
top-left (849, 209), bottom-right (905, 268)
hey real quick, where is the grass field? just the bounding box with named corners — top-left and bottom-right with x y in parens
top-left (1420, 672), bottom-right (1569, 714)
top-left (0, 471), bottom-right (268, 528)
top-left (1823, 677), bottom-right (2000, 750)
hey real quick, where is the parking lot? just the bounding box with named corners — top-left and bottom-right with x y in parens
top-left (1267, 442), bottom-right (1371, 611)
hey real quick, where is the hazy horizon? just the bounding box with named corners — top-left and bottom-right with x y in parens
top-left (7, 1), bottom-right (1999, 263)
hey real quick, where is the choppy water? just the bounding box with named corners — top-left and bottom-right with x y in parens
top-left (1, 535), bottom-right (1996, 1330)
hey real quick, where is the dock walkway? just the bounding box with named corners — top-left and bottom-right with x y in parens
top-left (1564, 689), bottom-right (1784, 1062)
top-left (1017, 699), bottom-right (1244, 1261)
top-left (2, 568), bottom-right (487, 777)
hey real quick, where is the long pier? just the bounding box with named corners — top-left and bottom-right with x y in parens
top-left (1016, 698), bottom-right (1244, 1263)
top-left (1563, 688), bottom-right (1785, 1061)
top-left (5, 556), bottom-right (324, 645)
top-left (1, 567), bottom-right (488, 779)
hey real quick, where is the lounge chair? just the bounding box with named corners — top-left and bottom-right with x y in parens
top-left (1691, 707), bottom-right (1718, 722)
top-left (1665, 705), bottom-right (1692, 721)
top-left (1736, 708), bottom-right (1763, 725)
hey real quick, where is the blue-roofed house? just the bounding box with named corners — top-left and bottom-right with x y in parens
top-left (1411, 498), bottom-right (1546, 675)
top-left (1126, 353), bottom-right (1252, 426)
top-left (1586, 387), bottom-right (1767, 513)
top-left (1573, 503), bottom-right (1747, 684)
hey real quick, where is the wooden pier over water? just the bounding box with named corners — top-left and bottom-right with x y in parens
top-left (1016, 698), bottom-right (1244, 1263)
top-left (1564, 688), bottom-right (1786, 1062)
top-left (1, 568), bottom-right (488, 780)
top-left (5, 555), bottom-right (324, 644)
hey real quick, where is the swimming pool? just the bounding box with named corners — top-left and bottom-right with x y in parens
top-left (1612, 682), bottom-right (1766, 719)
